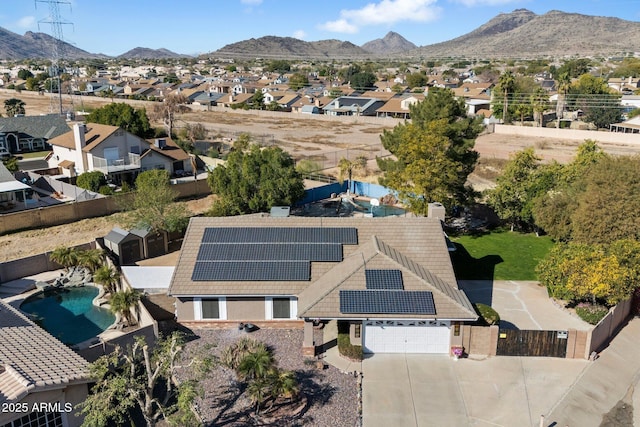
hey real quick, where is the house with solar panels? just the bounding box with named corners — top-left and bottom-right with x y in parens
top-left (168, 215), bottom-right (478, 355)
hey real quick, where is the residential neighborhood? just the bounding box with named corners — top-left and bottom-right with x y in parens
top-left (3, 3), bottom-right (640, 427)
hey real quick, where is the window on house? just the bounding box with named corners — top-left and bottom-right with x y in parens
top-left (201, 299), bottom-right (219, 319)
top-left (272, 298), bottom-right (290, 319)
top-left (354, 324), bottom-right (361, 338)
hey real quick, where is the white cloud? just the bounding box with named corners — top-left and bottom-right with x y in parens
top-left (16, 16), bottom-right (36, 29)
top-left (450, 0), bottom-right (523, 6)
top-left (293, 30), bottom-right (307, 40)
top-left (319, 0), bottom-right (441, 33)
top-left (240, 0), bottom-right (263, 5)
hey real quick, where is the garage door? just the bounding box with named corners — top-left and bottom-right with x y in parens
top-left (363, 320), bottom-right (451, 354)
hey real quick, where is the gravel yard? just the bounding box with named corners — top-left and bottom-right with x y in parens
top-left (176, 328), bottom-right (359, 427)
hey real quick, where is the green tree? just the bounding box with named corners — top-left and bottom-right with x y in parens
top-left (378, 87), bottom-right (482, 213)
top-left (288, 73), bottom-right (309, 91)
top-left (350, 72), bottom-right (376, 91)
top-left (129, 170), bottom-right (189, 233)
top-left (109, 289), bottom-right (140, 326)
top-left (78, 332), bottom-right (213, 427)
top-left (338, 155), bottom-right (367, 191)
top-left (406, 72), bottom-right (428, 89)
top-left (557, 58), bottom-right (592, 79)
top-left (266, 60), bottom-right (291, 73)
top-left (76, 248), bottom-right (104, 273)
top-left (87, 103), bottom-right (152, 138)
top-left (487, 148), bottom-right (542, 231)
top-left (208, 144), bottom-right (304, 216)
top-left (569, 74), bottom-right (621, 129)
top-left (251, 91), bottom-right (264, 109)
top-left (49, 246), bottom-right (78, 270)
top-left (25, 77), bottom-right (39, 91)
top-left (571, 156), bottom-right (640, 244)
top-left (237, 347), bottom-right (273, 381)
top-left (555, 72), bottom-right (571, 127)
top-left (17, 69), bottom-right (34, 80)
top-left (496, 71), bottom-right (516, 123)
top-left (93, 264), bottom-right (120, 294)
top-left (4, 98), bottom-right (25, 117)
top-left (531, 87), bottom-right (549, 127)
top-left (76, 171), bottom-right (107, 192)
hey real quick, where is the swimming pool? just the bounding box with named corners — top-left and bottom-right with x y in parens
top-left (20, 286), bottom-right (115, 346)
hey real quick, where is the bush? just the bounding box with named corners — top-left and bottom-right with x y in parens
top-left (337, 321), bottom-right (363, 361)
top-left (473, 303), bottom-right (500, 325)
top-left (98, 185), bottom-right (114, 195)
top-left (575, 303), bottom-right (609, 325)
top-left (220, 337), bottom-right (267, 371)
top-left (76, 171), bottom-right (106, 192)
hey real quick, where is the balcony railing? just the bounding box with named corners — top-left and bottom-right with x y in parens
top-left (93, 153), bottom-right (141, 174)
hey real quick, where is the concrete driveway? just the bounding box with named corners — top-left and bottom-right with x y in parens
top-left (458, 280), bottom-right (590, 331)
top-left (362, 353), bottom-right (588, 427)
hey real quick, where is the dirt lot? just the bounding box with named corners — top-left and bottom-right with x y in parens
top-left (2, 90), bottom-right (640, 262)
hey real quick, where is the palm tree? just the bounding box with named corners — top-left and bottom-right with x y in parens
top-left (93, 264), bottom-right (120, 294)
top-left (497, 71), bottom-right (516, 124)
top-left (109, 289), bottom-right (140, 326)
top-left (76, 248), bottom-right (104, 273)
top-left (49, 246), bottom-right (78, 270)
top-left (247, 377), bottom-right (270, 414)
top-left (237, 348), bottom-right (274, 381)
top-left (338, 155), bottom-right (368, 193)
top-left (269, 369), bottom-right (299, 404)
top-left (556, 72), bottom-right (571, 128)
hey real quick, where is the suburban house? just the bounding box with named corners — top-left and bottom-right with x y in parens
top-left (0, 115), bottom-right (70, 158)
top-left (0, 162), bottom-right (31, 211)
top-left (0, 300), bottom-right (90, 427)
top-left (168, 214), bottom-right (478, 356)
top-left (322, 96), bottom-right (386, 116)
top-left (376, 94), bottom-right (425, 119)
top-left (46, 123), bottom-right (192, 183)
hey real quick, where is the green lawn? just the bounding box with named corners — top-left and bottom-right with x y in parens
top-left (450, 231), bottom-right (554, 280)
top-left (19, 151), bottom-right (51, 159)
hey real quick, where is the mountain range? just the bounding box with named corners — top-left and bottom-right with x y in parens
top-left (1, 9), bottom-right (639, 60)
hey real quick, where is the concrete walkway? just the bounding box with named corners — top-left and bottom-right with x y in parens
top-left (546, 317), bottom-right (640, 427)
top-left (321, 319), bottom-right (362, 374)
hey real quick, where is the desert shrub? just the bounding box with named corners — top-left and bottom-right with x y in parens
top-left (474, 303), bottom-right (500, 325)
top-left (98, 185), bottom-right (114, 195)
top-left (575, 303), bottom-right (609, 325)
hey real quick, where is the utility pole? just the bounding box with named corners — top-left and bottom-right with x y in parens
top-left (36, 0), bottom-right (73, 117)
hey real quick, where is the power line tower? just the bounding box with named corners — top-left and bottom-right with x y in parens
top-left (35, 0), bottom-right (73, 116)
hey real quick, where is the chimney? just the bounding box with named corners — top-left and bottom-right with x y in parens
top-left (427, 202), bottom-right (446, 221)
top-left (73, 123), bottom-right (87, 173)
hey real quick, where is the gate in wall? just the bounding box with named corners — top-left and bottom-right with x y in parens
top-left (496, 329), bottom-right (567, 357)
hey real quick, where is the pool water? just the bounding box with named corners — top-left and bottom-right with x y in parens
top-left (21, 286), bottom-right (115, 346)
top-left (353, 199), bottom-right (407, 217)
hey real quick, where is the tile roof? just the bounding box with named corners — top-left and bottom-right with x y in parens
top-left (169, 216), bottom-right (475, 320)
top-left (47, 123), bottom-right (119, 151)
top-left (0, 115), bottom-right (70, 140)
top-left (0, 301), bottom-right (89, 404)
top-left (144, 137), bottom-right (190, 162)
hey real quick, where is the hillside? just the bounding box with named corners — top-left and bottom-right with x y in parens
top-left (361, 31), bottom-right (417, 55)
top-left (213, 36), bottom-right (371, 59)
top-left (118, 47), bottom-right (188, 59)
top-left (0, 28), bottom-right (101, 60)
top-left (408, 9), bottom-right (640, 58)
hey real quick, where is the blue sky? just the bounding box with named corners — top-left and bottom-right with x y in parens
top-left (1, 0), bottom-right (638, 56)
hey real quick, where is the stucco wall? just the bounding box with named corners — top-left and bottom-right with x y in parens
top-left (227, 297), bottom-right (265, 320)
top-left (494, 124), bottom-right (640, 145)
top-left (175, 297), bottom-right (194, 321)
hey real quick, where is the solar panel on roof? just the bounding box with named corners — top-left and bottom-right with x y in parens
top-left (365, 269), bottom-right (404, 290)
top-left (339, 290), bottom-right (436, 314)
top-left (192, 261), bottom-right (310, 281)
top-left (201, 227), bottom-right (358, 245)
top-left (197, 243), bottom-right (342, 262)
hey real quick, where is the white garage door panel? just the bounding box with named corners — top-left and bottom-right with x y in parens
top-left (364, 321), bottom-right (450, 354)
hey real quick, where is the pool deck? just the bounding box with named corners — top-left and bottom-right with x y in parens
top-left (1, 270), bottom-right (64, 302)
